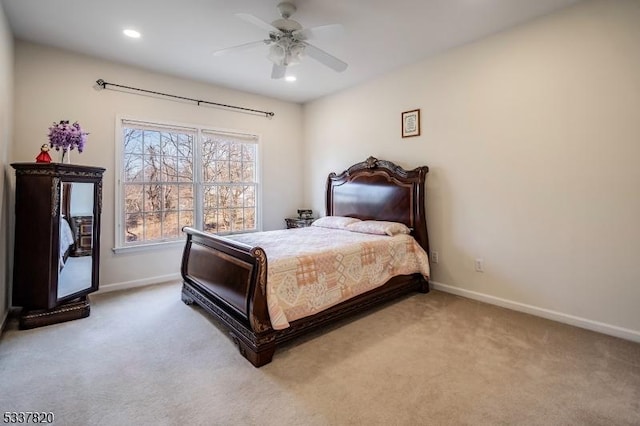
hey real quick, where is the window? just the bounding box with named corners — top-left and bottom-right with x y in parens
top-left (201, 130), bottom-right (258, 234)
top-left (116, 118), bottom-right (259, 250)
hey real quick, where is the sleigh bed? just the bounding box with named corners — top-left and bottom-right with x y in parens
top-left (180, 156), bottom-right (430, 367)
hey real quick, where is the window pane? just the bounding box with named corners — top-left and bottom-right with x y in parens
top-left (144, 130), bottom-right (161, 154)
top-left (162, 211), bottom-right (179, 239)
top-left (178, 134), bottom-right (193, 157)
top-left (243, 186), bottom-right (255, 207)
top-left (203, 186), bottom-right (217, 209)
top-left (161, 133), bottom-right (178, 156)
top-left (230, 208), bottom-right (243, 231)
top-left (203, 158), bottom-right (214, 182)
top-left (204, 209), bottom-right (217, 232)
top-left (125, 213), bottom-right (143, 242)
top-left (124, 184), bottom-right (143, 214)
top-left (124, 129), bottom-right (143, 154)
top-left (242, 162), bottom-right (255, 183)
top-left (229, 143), bottom-right (242, 161)
top-left (124, 155), bottom-right (144, 182)
top-left (162, 157), bottom-right (178, 182)
top-left (213, 161), bottom-right (229, 181)
top-left (144, 212), bottom-right (162, 240)
top-left (164, 185), bottom-right (178, 211)
top-left (244, 207), bottom-right (256, 229)
top-left (144, 184), bottom-right (162, 212)
top-left (230, 186), bottom-right (243, 208)
top-left (177, 157), bottom-right (192, 182)
top-left (218, 186), bottom-right (232, 209)
top-left (211, 140), bottom-right (229, 161)
top-left (230, 161), bottom-right (242, 183)
top-left (144, 156), bottom-right (162, 182)
top-left (180, 210), bottom-right (194, 229)
top-left (202, 139), bottom-right (214, 160)
top-left (179, 185), bottom-right (194, 210)
top-left (218, 209), bottom-right (231, 232)
top-left (242, 144), bottom-right (255, 162)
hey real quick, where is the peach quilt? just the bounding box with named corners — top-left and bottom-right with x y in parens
top-left (227, 227), bottom-right (430, 330)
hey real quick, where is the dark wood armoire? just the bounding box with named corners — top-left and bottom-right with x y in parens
top-left (11, 163), bottom-right (105, 329)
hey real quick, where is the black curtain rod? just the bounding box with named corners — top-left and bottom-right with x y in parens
top-left (95, 79), bottom-right (275, 118)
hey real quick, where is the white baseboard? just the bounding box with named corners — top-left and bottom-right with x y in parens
top-left (430, 281), bottom-right (640, 343)
top-left (97, 273), bottom-right (182, 295)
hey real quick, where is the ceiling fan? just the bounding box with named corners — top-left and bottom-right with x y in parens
top-left (213, 2), bottom-right (348, 79)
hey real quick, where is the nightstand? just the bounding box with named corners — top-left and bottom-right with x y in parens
top-left (285, 217), bottom-right (315, 228)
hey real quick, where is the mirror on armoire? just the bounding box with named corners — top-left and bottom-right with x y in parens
top-left (58, 181), bottom-right (97, 300)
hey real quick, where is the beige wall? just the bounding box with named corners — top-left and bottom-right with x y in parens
top-left (11, 41), bottom-right (303, 290)
top-left (303, 0), bottom-right (640, 337)
top-left (0, 2), bottom-right (14, 325)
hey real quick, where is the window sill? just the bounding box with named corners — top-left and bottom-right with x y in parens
top-left (112, 239), bottom-right (185, 254)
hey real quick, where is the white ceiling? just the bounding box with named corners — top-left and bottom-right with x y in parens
top-left (2, 0), bottom-right (581, 104)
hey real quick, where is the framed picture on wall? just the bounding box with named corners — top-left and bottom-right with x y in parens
top-left (401, 109), bottom-right (421, 138)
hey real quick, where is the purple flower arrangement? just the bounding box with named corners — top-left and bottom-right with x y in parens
top-left (47, 120), bottom-right (88, 153)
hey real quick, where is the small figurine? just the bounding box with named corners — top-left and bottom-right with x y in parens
top-left (35, 144), bottom-right (52, 163)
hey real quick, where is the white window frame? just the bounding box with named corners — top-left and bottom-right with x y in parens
top-left (113, 116), bottom-right (261, 253)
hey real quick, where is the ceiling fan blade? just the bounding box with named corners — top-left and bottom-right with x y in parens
top-left (236, 13), bottom-right (281, 33)
top-left (302, 42), bottom-right (348, 72)
top-left (294, 24), bottom-right (343, 41)
top-left (271, 64), bottom-right (286, 79)
top-left (213, 40), bottom-right (269, 56)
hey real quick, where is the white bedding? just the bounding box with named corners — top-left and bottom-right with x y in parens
top-left (227, 226), bottom-right (430, 330)
top-left (59, 217), bottom-right (75, 268)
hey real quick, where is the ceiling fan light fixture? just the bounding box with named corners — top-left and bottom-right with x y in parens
top-left (285, 52), bottom-right (302, 66)
top-left (267, 40), bottom-right (304, 67)
top-left (225, 3), bottom-right (347, 78)
top-left (267, 44), bottom-right (286, 65)
top-left (289, 43), bottom-right (305, 60)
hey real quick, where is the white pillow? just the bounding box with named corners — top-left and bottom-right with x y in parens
top-left (311, 216), bottom-right (361, 230)
top-left (346, 220), bottom-right (411, 236)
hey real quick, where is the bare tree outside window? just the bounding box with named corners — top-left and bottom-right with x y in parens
top-left (120, 120), bottom-right (258, 247)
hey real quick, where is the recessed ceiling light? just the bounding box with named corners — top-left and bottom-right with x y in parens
top-left (285, 76), bottom-right (297, 82)
top-left (123, 29), bottom-right (141, 39)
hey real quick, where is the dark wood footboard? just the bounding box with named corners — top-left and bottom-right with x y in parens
top-left (180, 227), bottom-right (277, 366)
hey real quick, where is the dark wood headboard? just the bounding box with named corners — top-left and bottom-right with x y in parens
top-left (326, 156), bottom-right (430, 254)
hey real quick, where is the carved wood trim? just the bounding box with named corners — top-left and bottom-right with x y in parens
top-left (51, 177), bottom-right (60, 217)
top-left (182, 283), bottom-right (276, 347)
top-left (15, 168), bottom-right (105, 179)
top-left (250, 247), bottom-right (267, 296)
top-left (96, 180), bottom-right (103, 214)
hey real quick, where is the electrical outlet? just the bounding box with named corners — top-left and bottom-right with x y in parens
top-left (431, 251), bottom-right (439, 264)
top-left (475, 258), bottom-right (484, 272)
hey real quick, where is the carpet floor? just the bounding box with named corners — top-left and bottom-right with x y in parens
top-left (1, 282), bottom-right (639, 425)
